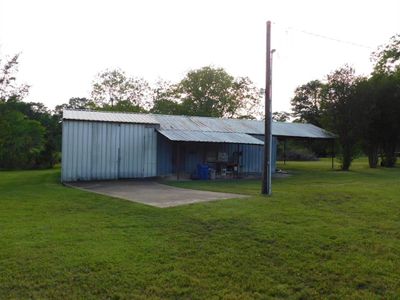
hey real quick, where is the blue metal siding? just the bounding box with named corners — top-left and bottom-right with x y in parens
top-left (249, 135), bottom-right (277, 173)
top-left (271, 137), bottom-right (277, 172)
top-left (239, 144), bottom-right (263, 174)
top-left (157, 134), bottom-right (174, 176)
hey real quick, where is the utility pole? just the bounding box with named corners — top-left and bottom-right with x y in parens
top-left (261, 20), bottom-right (272, 195)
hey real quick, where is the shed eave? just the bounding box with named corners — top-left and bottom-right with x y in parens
top-left (157, 129), bottom-right (264, 145)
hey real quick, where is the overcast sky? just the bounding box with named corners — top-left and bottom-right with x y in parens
top-left (0, 0), bottom-right (399, 112)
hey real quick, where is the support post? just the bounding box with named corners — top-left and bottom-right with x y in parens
top-left (176, 142), bottom-right (180, 180)
top-left (261, 20), bottom-right (272, 195)
top-left (283, 138), bottom-right (286, 165)
top-left (331, 139), bottom-right (335, 169)
top-left (236, 143), bottom-right (240, 178)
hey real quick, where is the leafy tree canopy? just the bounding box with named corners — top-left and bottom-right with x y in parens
top-left (0, 54), bottom-right (61, 169)
top-left (150, 80), bottom-right (183, 115)
top-left (172, 66), bottom-right (262, 118)
top-left (54, 97), bottom-right (96, 116)
top-left (272, 111), bottom-right (291, 122)
top-left (321, 65), bottom-right (363, 171)
top-left (0, 54), bottom-right (29, 101)
top-left (91, 69), bottom-right (150, 111)
top-left (290, 80), bottom-right (325, 127)
top-left (372, 34), bottom-right (400, 74)
top-left (0, 103), bottom-right (45, 169)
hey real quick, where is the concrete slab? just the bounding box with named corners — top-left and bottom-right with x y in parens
top-left (66, 180), bottom-right (248, 208)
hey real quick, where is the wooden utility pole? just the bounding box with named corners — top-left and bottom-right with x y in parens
top-left (261, 21), bottom-right (272, 195)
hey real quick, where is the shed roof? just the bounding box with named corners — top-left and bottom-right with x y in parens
top-left (63, 109), bottom-right (159, 124)
top-left (63, 109), bottom-right (334, 139)
top-left (271, 122), bottom-right (334, 139)
top-left (157, 129), bottom-right (264, 145)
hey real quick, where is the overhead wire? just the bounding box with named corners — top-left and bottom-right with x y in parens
top-left (272, 21), bottom-right (374, 50)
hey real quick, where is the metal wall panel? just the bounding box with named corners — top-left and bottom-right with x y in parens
top-left (157, 134), bottom-right (173, 176)
top-left (143, 126), bottom-right (157, 177)
top-left (248, 135), bottom-right (277, 173)
top-left (118, 124), bottom-right (157, 178)
top-left (119, 124), bottom-right (142, 178)
top-left (62, 121), bottom-right (157, 182)
top-left (91, 122), bottom-right (120, 180)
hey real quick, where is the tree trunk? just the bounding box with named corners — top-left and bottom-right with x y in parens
top-left (341, 145), bottom-right (352, 171)
top-left (367, 145), bottom-right (379, 168)
top-left (381, 142), bottom-right (397, 167)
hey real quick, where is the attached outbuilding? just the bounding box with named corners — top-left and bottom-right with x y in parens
top-left (61, 110), bottom-right (334, 182)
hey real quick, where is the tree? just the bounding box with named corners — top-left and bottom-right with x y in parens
top-left (3, 98), bottom-right (62, 168)
top-left (289, 35), bottom-right (400, 169)
top-left (372, 73), bottom-right (400, 167)
top-left (0, 54), bottom-right (61, 169)
top-left (356, 34), bottom-right (400, 168)
top-left (372, 34), bottom-right (400, 74)
top-left (177, 66), bottom-right (236, 117)
top-left (101, 100), bottom-right (148, 113)
top-left (322, 66), bottom-right (361, 171)
top-left (174, 66), bottom-right (262, 118)
top-left (353, 78), bottom-right (381, 168)
top-left (291, 80), bottom-right (325, 126)
top-left (272, 111), bottom-right (291, 122)
top-left (231, 76), bottom-right (263, 119)
top-left (0, 103), bottom-right (45, 169)
top-left (0, 54), bottom-right (29, 101)
top-left (91, 69), bottom-right (150, 111)
top-left (371, 34), bottom-right (400, 167)
top-left (54, 97), bottom-right (96, 115)
top-left (150, 80), bottom-right (183, 115)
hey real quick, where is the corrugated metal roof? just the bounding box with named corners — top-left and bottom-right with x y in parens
top-left (153, 114), bottom-right (262, 133)
top-left (272, 122), bottom-right (335, 139)
top-left (155, 116), bottom-right (334, 138)
top-left (63, 109), bottom-right (159, 124)
top-left (63, 110), bottom-right (334, 139)
top-left (157, 129), bottom-right (264, 145)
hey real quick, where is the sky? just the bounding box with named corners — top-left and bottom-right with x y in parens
top-left (0, 0), bottom-right (399, 113)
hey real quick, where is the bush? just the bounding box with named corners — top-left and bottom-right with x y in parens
top-left (277, 139), bottom-right (320, 161)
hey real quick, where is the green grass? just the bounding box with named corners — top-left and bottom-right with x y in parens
top-left (1, 159), bottom-right (400, 299)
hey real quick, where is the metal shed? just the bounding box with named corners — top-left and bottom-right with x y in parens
top-left (61, 110), bottom-right (333, 182)
top-left (62, 111), bottom-right (158, 181)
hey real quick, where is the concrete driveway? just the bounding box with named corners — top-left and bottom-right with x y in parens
top-left (66, 180), bottom-right (248, 208)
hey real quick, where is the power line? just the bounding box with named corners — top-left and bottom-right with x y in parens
top-left (272, 21), bottom-right (374, 50)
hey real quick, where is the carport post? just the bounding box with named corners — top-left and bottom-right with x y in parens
top-left (331, 139), bottom-right (335, 169)
top-left (176, 142), bottom-right (180, 180)
top-left (283, 138), bottom-right (286, 165)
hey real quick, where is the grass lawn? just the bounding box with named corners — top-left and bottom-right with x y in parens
top-left (1, 159), bottom-right (400, 299)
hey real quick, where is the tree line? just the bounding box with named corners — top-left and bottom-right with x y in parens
top-left (0, 55), bottom-right (61, 169)
top-left (290, 34), bottom-right (400, 170)
top-left (55, 66), bottom-right (263, 119)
